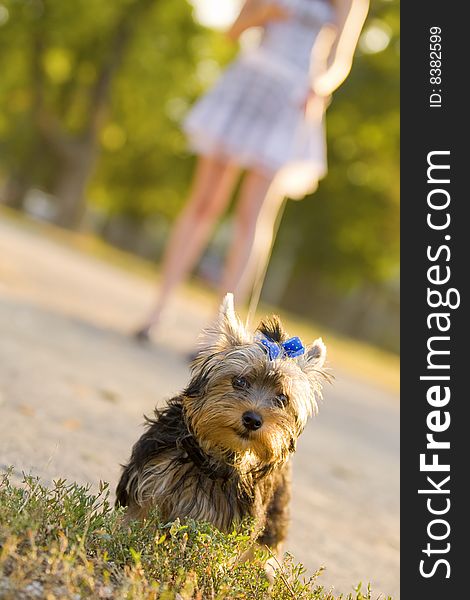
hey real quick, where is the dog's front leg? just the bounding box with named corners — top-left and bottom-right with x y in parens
top-left (258, 461), bottom-right (291, 555)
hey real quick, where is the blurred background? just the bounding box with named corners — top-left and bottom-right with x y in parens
top-left (0, 1), bottom-right (400, 596)
top-left (0, 0), bottom-right (399, 352)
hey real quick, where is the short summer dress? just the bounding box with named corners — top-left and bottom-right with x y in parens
top-left (183, 0), bottom-right (335, 199)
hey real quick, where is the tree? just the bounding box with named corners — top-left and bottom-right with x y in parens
top-left (0, 0), bottom-right (213, 227)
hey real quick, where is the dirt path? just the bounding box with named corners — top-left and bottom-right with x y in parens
top-left (0, 216), bottom-right (399, 598)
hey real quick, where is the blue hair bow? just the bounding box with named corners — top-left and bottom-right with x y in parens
top-left (258, 334), bottom-right (305, 360)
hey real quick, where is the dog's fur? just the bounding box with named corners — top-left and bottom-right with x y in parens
top-left (116, 294), bottom-right (327, 551)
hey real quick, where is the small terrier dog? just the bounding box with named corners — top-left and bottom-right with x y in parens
top-left (116, 294), bottom-right (327, 553)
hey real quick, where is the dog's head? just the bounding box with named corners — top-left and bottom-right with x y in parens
top-left (183, 294), bottom-right (329, 465)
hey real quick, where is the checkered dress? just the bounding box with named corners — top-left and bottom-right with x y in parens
top-left (183, 0), bottom-right (334, 198)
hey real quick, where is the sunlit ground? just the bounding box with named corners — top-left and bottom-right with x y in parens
top-left (0, 205), bottom-right (399, 392)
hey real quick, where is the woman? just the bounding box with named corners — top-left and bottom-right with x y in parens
top-left (136, 0), bottom-right (369, 339)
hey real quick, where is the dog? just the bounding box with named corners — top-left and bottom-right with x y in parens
top-left (116, 293), bottom-right (327, 554)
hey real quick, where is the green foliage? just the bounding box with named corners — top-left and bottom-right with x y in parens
top-left (90, 2), bottom-right (232, 221)
top-left (0, 471), bottom-right (392, 599)
top-left (0, 0), bottom-right (233, 220)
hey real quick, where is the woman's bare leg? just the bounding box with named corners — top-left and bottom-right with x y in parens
top-left (219, 169), bottom-right (285, 306)
top-left (137, 155), bottom-right (239, 334)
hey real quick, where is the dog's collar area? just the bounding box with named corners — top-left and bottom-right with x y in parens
top-left (179, 434), bottom-right (232, 481)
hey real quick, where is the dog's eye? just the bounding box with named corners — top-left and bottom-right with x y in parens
top-left (274, 393), bottom-right (288, 408)
top-left (232, 376), bottom-right (250, 390)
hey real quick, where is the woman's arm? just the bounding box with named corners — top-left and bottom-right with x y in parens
top-left (311, 0), bottom-right (370, 97)
top-left (227, 0), bottom-right (290, 41)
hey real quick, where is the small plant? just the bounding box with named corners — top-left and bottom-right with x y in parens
top-left (0, 471), bottom-right (392, 599)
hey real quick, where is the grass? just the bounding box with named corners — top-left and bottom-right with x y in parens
top-left (0, 205), bottom-right (399, 393)
top-left (0, 472), bottom-right (392, 600)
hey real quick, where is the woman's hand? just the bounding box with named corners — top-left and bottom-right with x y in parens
top-left (310, 0), bottom-right (369, 95)
top-left (303, 89), bottom-right (331, 120)
top-left (227, 1), bottom-right (290, 41)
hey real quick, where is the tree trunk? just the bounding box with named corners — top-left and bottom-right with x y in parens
top-left (0, 139), bottom-right (43, 210)
top-left (0, 174), bottom-right (31, 210)
top-left (33, 0), bottom-right (157, 229)
top-left (52, 141), bottom-right (98, 229)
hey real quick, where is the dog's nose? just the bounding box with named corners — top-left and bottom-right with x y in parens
top-left (242, 411), bottom-right (263, 431)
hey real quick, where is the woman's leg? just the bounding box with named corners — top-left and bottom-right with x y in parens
top-left (138, 155), bottom-right (239, 334)
top-left (219, 169), bottom-right (285, 306)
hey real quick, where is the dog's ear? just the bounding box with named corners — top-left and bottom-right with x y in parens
top-left (196, 293), bottom-right (251, 357)
top-left (305, 337), bottom-right (327, 369)
top-left (296, 337), bottom-right (328, 417)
